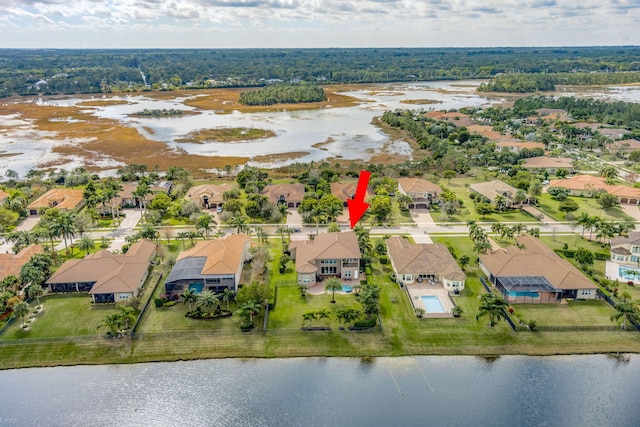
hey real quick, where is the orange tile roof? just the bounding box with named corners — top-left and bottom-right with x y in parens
top-left (549, 175), bottom-right (640, 198)
top-left (0, 189), bottom-right (9, 204)
top-left (185, 183), bottom-right (238, 204)
top-left (0, 245), bottom-right (45, 281)
top-left (27, 188), bottom-right (83, 211)
top-left (397, 177), bottom-right (442, 195)
top-left (495, 141), bottom-right (545, 150)
top-left (262, 183), bottom-right (305, 204)
top-left (290, 231), bottom-right (361, 274)
top-left (331, 181), bottom-right (374, 203)
top-left (176, 234), bottom-right (252, 275)
top-left (522, 156), bottom-right (573, 169)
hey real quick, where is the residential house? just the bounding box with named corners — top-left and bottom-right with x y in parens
top-left (262, 183), bottom-right (305, 208)
top-left (106, 182), bottom-right (171, 212)
top-left (397, 178), bottom-right (442, 209)
top-left (27, 188), bottom-right (84, 216)
top-left (467, 125), bottom-right (515, 142)
top-left (521, 156), bottom-right (574, 174)
top-left (331, 181), bottom-right (375, 207)
top-left (0, 244), bottom-right (45, 281)
top-left (597, 128), bottom-right (629, 141)
top-left (424, 110), bottom-right (476, 127)
top-left (469, 180), bottom-right (529, 207)
top-left (46, 240), bottom-right (156, 303)
top-left (609, 139), bottom-right (640, 156)
top-left (289, 231), bottom-right (361, 287)
top-left (548, 175), bottom-right (640, 205)
top-left (535, 108), bottom-right (569, 122)
top-left (0, 189), bottom-right (9, 206)
top-left (386, 236), bottom-right (465, 292)
top-left (185, 183), bottom-right (237, 209)
top-left (609, 232), bottom-right (640, 283)
top-left (479, 235), bottom-right (598, 303)
top-left (164, 234), bottom-right (253, 295)
top-left (495, 141), bottom-right (545, 154)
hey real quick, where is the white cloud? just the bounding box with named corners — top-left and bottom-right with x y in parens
top-left (0, 0), bottom-right (638, 47)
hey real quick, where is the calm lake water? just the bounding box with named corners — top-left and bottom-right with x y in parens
top-left (1, 355), bottom-right (640, 426)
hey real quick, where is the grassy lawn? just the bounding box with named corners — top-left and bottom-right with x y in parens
top-left (268, 285), bottom-right (362, 329)
top-left (536, 193), bottom-right (632, 222)
top-left (1, 294), bottom-right (114, 340)
top-left (512, 300), bottom-right (617, 328)
top-left (141, 299), bottom-right (240, 333)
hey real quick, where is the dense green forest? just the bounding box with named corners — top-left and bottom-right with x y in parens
top-left (513, 96), bottom-right (640, 128)
top-left (1, 46), bottom-right (640, 97)
top-left (238, 83), bottom-right (327, 105)
top-left (478, 71), bottom-right (640, 93)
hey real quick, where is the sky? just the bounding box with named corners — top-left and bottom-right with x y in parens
top-left (0, 0), bottom-right (639, 48)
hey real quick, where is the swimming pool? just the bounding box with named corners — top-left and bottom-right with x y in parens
top-left (421, 295), bottom-right (446, 313)
top-left (342, 285), bottom-right (353, 293)
top-left (507, 291), bottom-right (540, 298)
top-left (619, 266), bottom-right (640, 280)
top-left (188, 283), bottom-right (204, 294)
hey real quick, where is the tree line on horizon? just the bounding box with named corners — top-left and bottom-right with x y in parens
top-left (2, 46), bottom-right (640, 97)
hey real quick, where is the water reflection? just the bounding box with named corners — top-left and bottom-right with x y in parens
top-left (1, 355), bottom-right (640, 426)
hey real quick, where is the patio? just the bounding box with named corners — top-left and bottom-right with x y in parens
top-left (405, 283), bottom-right (455, 318)
top-left (305, 275), bottom-right (365, 295)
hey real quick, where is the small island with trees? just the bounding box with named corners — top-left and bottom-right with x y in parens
top-left (238, 83), bottom-right (328, 106)
top-left (132, 108), bottom-right (198, 118)
top-left (175, 127), bottom-right (276, 143)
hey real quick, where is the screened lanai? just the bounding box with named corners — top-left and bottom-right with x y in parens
top-left (495, 276), bottom-right (561, 304)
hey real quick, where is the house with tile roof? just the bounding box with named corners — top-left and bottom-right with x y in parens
top-left (495, 141), bottom-right (545, 154)
top-left (0, 245), bottom-right (45, 281)
top-left (164, 234), bottom-right (253, 295)
top-left (262, 183), bottom-right (305, 208)
top-left (397, 177), bottom-right (442, 209)
top-left (27, 188), bottom-right (84, 216)
top-left (521, 156), bottom-right (574, 174)
top-left (549, 175), bottom-right (640, 205)
top-left (469, 180), bottom-right (530, 207)
top-left (289, 231), bottom-right (361, 287)
top-left (46, 240), bottom-right (156, 303)
top-left (479, 235), bottom-right (598, 303)
top-left (387, 236), bottom-right (465, 292)
top-left (185, 183), bottom-right (237, 209)
top-left (331, 181), bottom-right (375, 207)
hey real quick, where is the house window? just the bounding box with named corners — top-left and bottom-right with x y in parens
top-left (321, 266), bottom-right (337, 275)
top-left (344, 270), bottom-right (351, 278)
top-left (302, 275), bottom-right (311, 284)
top-left (618, 256), bottom-right (626, 261)
top-left (632, 256), bottom-right (639, 263)
top-left (119, 294), bottom-right (129, 300)
top-left (633, 247), bottom-right (640, 254)
top-left (581, 289), bottom-right (592, 296)
top-left (321, 259), bottom-right (337, 265)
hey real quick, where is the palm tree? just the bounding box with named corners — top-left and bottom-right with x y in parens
top-left (302, 311), bottom-right (317, 327)
top-left (610, 302), bottom-right (639, 330)
top-left (134, 179), bottom-right (153, 223)
top-left (276, 224), bottom-right (290, 246)
top-left (622, 291), bottom-right (632, 303)
top-left (476, 293), bottom-right (509, 327)
top-left (221, 288), bottom-right (236, 310)
top-left (512, 223), bottom-right (525, 237)
top-left (98, 312), bottom-right (121, 335)
top-left (53, 210), bottom-right (76, 252)
top-left (229, 213), bottom-right (250, 234)
top-left (327, 222), bottom-right (340, 232)
top-left (239, 300), bottom-right (261, 324)
top-left (335, 307), bottom-right (361, 328)
top-left (528, 227), bottom-right (540, 238)
top-left (195, 213), bottom-right (216, 239)
top-left (27, 284), bottom-right (44, 306)
top-left (12, 300), bottom-right (30, 327)
top-left (254, 226), bottom-right (268, 246)
top-left (316, 308), bottom-right (330, 326)
top-left (181, 288), bottom-right (197, 312)
top-left (494, 195), bottom-right (507, 212)
top-left (197, 290), bottom-right (221, 314)
top-left (324, 277), bottom-right (342, 304)
top-left (513, 189), bottom-right (528, 209)
top-left (78, 236), bottom-right (95, 255)
top-left (117, 305), bottom-right (137, 330)
top-left (576, 212), bottom-right (591, 238)
top-left (459, 255), bottom-right (470, 271)
top-left (176, 231), bottom-right (189, 249)
top-left (102, 178), bottom-right (123, 221)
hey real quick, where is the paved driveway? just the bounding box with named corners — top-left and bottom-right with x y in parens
top-left (286, 209), bottom-right (303, 227)
top-left (410, 210), bottom-right (435, 226)
top-left (622, 205), bottom-right (640, 223)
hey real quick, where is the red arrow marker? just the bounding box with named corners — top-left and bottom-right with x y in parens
top-left (347, 170), bottom-right (371, 229)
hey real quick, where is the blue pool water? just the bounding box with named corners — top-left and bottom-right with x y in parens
top-left (507, 291), bottom-right (540, 298)
top-left (188, 283), bottom-right (204, 294)
top-left (619, 266), bottom-right (640, 280)
top-left (342, 285), bottom-right (353, 293)
top-left (421, 295), bottom-right (445, 313)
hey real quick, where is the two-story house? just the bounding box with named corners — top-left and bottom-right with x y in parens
top-left (289, 231), bottom-right (361, 287)
top-left (397, 178), bottom-right (442, 209)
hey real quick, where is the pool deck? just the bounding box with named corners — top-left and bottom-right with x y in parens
top-left (405, 284), bottom-right (455, 318)
top-left (306, 278), bottom-right (362, 295)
